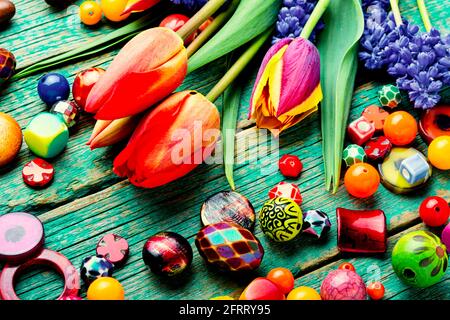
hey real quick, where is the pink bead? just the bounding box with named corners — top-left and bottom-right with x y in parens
top-left (320, 269), bottom-right (367, 300)
top-left (347, 116), bottom-right (375, 145)
top-left (442, 224), bottom-right (450, 253)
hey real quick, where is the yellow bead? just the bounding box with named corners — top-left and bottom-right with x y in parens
top-left (210, 296), bottom-right (234, 300)
top-left (286, 286), bottom-right (321, 300)
top-left (87, 277), bottom-right (125, 300)
top-left (100, 0), bottom-right (130, 22)
top-left (428, 136), bottom-right (450, 170)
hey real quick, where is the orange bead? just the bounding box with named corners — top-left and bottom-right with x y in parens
top-left (383, 111), bottom-right (418, 146)
top-left (87, 277), bottom-right (125, 300)
top-left (79, 1), bottom-right (102, 26)
top-left (366, 281), bottom-right (385, 300)
top-left (338, 262), bottom-right (355, 272)
top-left (266, 267), bottom-right (295, 294)
top-left (101, 0), bottom-right (130, 22)
top-left (344, 163), bottom-right (380, 198)
top-left (428, 136), bottom-right (450, 170)
top-left (286, 286), bottom-right (321, 300)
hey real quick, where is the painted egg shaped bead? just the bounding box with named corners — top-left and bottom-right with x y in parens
top-left (143, 232), bottom-right (192, 277)
top-left (239, 278), bottom-right (285, 300)
top-left (320, 269), bottom-right (367, 300)
top-left (80, 255), bottom-right (114, 284)
top-left (342, 144), bottom-right (366, 167)
top-left (22, 158), bottom-right (54, 188)
top-left (72, 67), bottom-right (105, 111)
top-left (195, 222), bottom-right (264, 272)
top-left (419, 196), bottom-right (449, 227)
top-left (87, 277), bottom-right (125, 300)
top-left (50, 100), bottom-right (80, 128)
top-left (0, 112), bottom-right (22, 167)
top-left (392, 230), bottom-right (448, 288)
top-left (0, 48), bottom-right (16, 85)
top-left (37, 73), bottom-right (70, 106)
top-left (259, 197), bottom-right (303, 242)
top-left (96, 233), bottom-right (129, 267)
top-left (268, 181), bottom-right (302, 205)
top-left (24, 112), bottom-right (69, 159)
top-left (200, 191), bottom-right (255, 230)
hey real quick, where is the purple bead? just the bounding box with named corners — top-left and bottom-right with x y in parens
top-left (442, 224), bottom-right (450, 253)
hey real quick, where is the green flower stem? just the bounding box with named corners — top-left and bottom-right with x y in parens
top-left (417, 0), bottom-right (432, 32)
top-left (390, 0), bottom-right (403, 26)
top-left (300, 0), bottom-right (331, 39)
top-left (205, 28), bottom-right (271, 103)
top-left (186, 0), bottom-right (240, 58)
top-left (177, 0), bottom-right (228, 41)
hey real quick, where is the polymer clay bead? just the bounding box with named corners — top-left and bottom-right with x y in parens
top-left (347, 116), bottom-right (375, 145)
top-left (278, 154), bottom-right (302, 178)
top-left (96, 233), bottom-right (129, 267)
top-left (259, 197), bottom-right (303, 242)
top-left (80, 255), bottom-right (114, 284)
top-left (378, 84), bottom-right (402, 108)
top-left (0, 212), bottom-right (45, 264)
top-left (268, 182), bottom-right (302, 205)
top-left (87, 277), bottom-right (124, 300)
top-left (143, 232), bottom-right (192, 277)
top-left (50, 100), bottom-right (80, 128)
top-left (302, 210), bottom-right (331, 239)
top-left (364, 136), bottom-right (392, 162)
top-left (336, 208), bottom-right (387, 253)
top-left (195, 222), bottom-right (264, 272)
top-left (419, 105), bottom-right (450, 144)
top-left (392, 230), bottom-right (448, 288)
top-left (37, 73), bottom-right (70, 106)
top-left (239, 278), bottom-right (285, 300)
top-left (22, 158), bottom-right (54, 188)
top-left (398, 153), bottom-right (431, 184)
top-left (200, 191), bottom-right (255, 230)
top-left (383, 111), bottom-right (418, 146)
top-left (0, 112), bottom-right (22, 167)
top-left (428, 136), bottom-right (450, 170)
top-left (23, 112), bottom-right (69, 159)
top-left (419, 196), bottom-right (449, 227)
top-left (342, 144), bottom-right (366, 167)
top-left (320, 269), bottom-right (367, 300)
top-left (0, 48), bottom-right (16, 85)
top-left (72, 67), bottom-right (105, 111)
top-left (361, 105), bottom-right (389, 131)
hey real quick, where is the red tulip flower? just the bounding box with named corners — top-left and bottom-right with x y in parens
top-left (122, 0), bottom-right (161, 15)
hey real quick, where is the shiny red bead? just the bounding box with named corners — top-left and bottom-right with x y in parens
top-left (22, 159), bottom-right (54, 188)
top-left (366, 281), bottom-right (385, 300)
top-left (419, 196), bottom-right (450, 227)
top-left (338, 262), bottom-right (355, 272)
top-left (72, 67), bottom-right (105, 111)
top-left (279, 154), bottom-right (303, 178)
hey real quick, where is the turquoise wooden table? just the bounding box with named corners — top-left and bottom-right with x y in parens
top-left (0, 0), bottom-right (449, 300)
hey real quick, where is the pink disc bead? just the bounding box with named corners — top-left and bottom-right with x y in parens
top-left (96, 234), bottom-right (129, 266)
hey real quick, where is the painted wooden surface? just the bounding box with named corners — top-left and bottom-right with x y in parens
top-left (0, 0), bottom-right (449, 300)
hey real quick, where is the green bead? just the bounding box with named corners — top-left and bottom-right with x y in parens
top-left (392, 230), bottom-right (448, 288)
top-left (378, 85), bottom-right (402, 108)
top-left (342, 144), bottom-right (366, 167)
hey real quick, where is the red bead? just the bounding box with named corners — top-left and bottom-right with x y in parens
top-left (268, 182), bottom-right (302, 205)
top-left (22, 159), bottom-right (54, 188)
top-left (367, 281), bottom-right (385, 300)
top-left (364, 136), bottom-right (392, 162)
top-left (72, 67), bottom-right (105, 111)
top-left (96, 234), bottom-right (129, 267)
top-left (361, 105), bottom-right (389, 132)
top-left (419, 196), bottom-right (450, 227)
top-left (347, 116), bottom-right (375, 145)
top-left (266, 267), bottom-right (295, 294)
top-left (338, 262), bottom-right (355, 272)
top-left (279, 154), bottom-right (303, 178)
top-left (239, 278), bottom-right (285, 300)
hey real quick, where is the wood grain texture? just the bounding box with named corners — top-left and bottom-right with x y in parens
top-left (0, 0), bottom-right (449, 300)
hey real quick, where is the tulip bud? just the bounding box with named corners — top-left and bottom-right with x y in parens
top-left (249, 37), bottom-right (322, 136)
top-left (85, 27), bottom-right (188, 120)
top-left (113, 91), bottom-right (220, 188)
top-left (87, 116), bottom-right (139, 150)
top-left (122, 0), bottom-right (161, 15)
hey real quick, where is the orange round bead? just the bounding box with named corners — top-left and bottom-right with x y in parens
top-left (287, 286), bottom-right (321, 300)
top-left (366, 281), bottom-right (385, 300)
top-left (266, 267), bottom-right (295, 294)
top-left (79, 1), bottom-right (102, 26)
top-left (344, 163), bottom-right (380, 198)
top-left (428, 136), bottom-right (450, 170)
top-left (383, 111), bottom-right (418, 146)
top-left (338, 262), bottom-right (355, 272)
top-left (87, 277), bottom-right (125, 300)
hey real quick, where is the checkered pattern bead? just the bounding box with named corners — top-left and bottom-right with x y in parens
top-left (195, 222), bottom-right (264, 272)
top-left (0, 48), bottom-right (16, 85)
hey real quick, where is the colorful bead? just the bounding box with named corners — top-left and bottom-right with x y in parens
top-left (200, 191), bottom-right (255, 230)
top-left (72, 67), bottom-right (105, 111)
top-left (378, 84), bottom-right (402, 108)
top-left (302, 210), bottom-right (331, 239)
top-left (392, 230), bottom-right (448, 288)
top-left (419, 196), bottom-right (449, 227)
top-left (239, 278), bottom-right (285, 300)
top-left (22, 158), bottom-right (54, 188)
top-left (80, 255), bottom-right (114, 284)
top-left (278, 154), bottom-right (303, 178)
top-left (96, 234), bottom-right (129, 267)
top-left (337, 208), bottom-right (387, 253)
top-left (320, 269), bottom-right (367, 300)
top-left (364, 136), bottom-right (392, 162)
top-left (338, 262), bottom-right (355, 272)
top-left (143, 232), bottom-right (192, 277)
top-left (0, 48), bottom-right (16, 85)
top-left (428, 136), bottom-right (450, 170)
top-left (23, 112), bottom-right (69, 159)
top-left (379, 148), bottom-right (432, 194)
top-left (0, 112), bottom-right (22, 167)
top-left (268, 182), bottom-right (302, 205)
top-left (266, 267), bottom-right (294, 294)
top-left (259, 198), bottom-right (303, 242)
top-left (287, 286), bottom-right (321, 300)
top-left (383, 111), bottom-right (418, 146)
top-left (361, 105), bottom-right (389, 131)
top-left (87, 277), bottom-right (125, 300)
top-left (441, 224), bottom-right (450, 254)
top-left (344, 163), bottom-right (380, 198)
top-left (195, 222), bottom-right (264, 272)
top-left (347, 116), bottom-right (375, 145)
top-left (37, 73), bottom-right (70, 106)
top-left (342, 144), bottom-right (366, 167)
top-left (366, 281), bottom-right (385, 300)
top-left (0, 212), bottom-right (44, 264)
top-left (419, 105), bottom-right (450, 144)
top-left (50, 100), bottom-right (80, 128)
top-left (399, 153), bottom-right (431, 184)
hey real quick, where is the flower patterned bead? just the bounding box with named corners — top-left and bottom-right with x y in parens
top-left (343, 144), bottom-right (366, 167)
top-left (22, 158), bottom-right (54, 188)
top-left (361, 105), bottom-right (389, 131)
top-left (96, 234), bottom-right (129, 267)
top-left (268, 182), bottom-right (302, 205)
top-left (378, 84), bottom-right (402, 108)
top-left (80, 255), bottom-right (114, 284)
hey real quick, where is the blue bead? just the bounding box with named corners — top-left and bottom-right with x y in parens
top-left (37, 73), bottom-right (70, 106)
top-left (399, 153), bottom-right (431, 184)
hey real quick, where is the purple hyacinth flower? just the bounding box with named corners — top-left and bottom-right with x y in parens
top-left (170, 0), bottom-right (208, 11)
